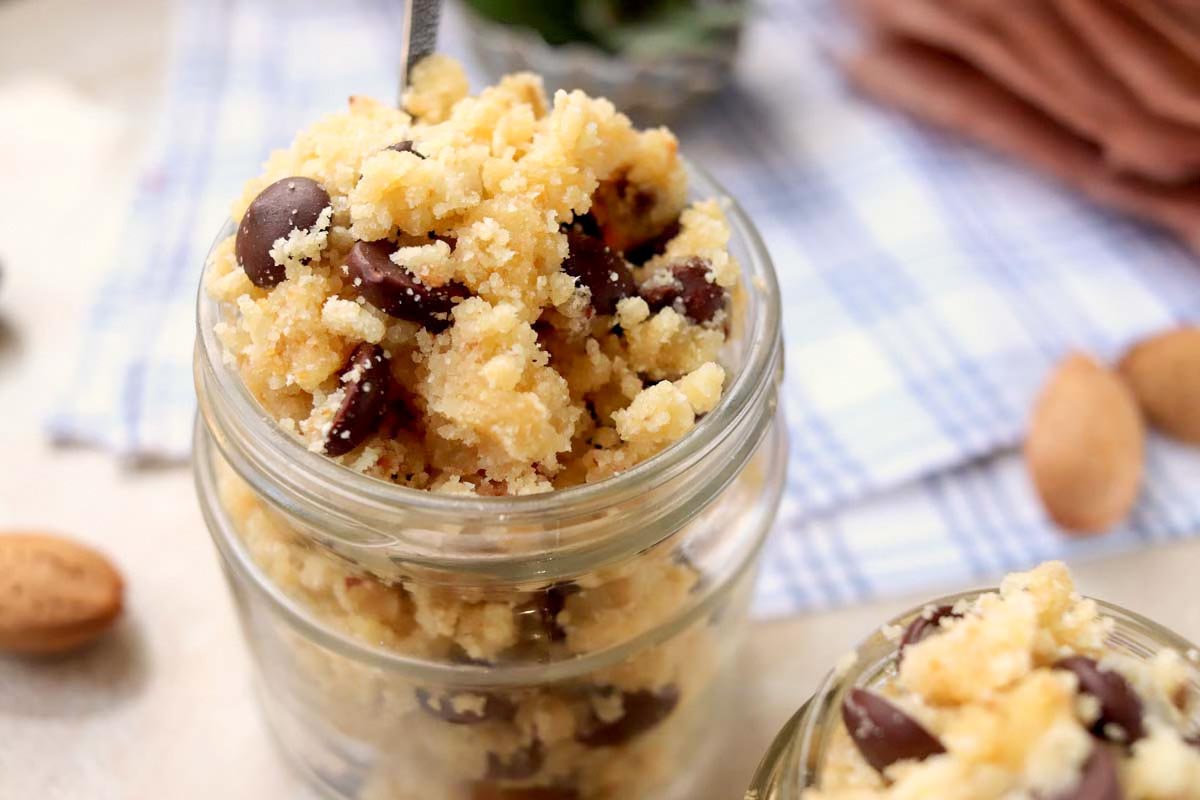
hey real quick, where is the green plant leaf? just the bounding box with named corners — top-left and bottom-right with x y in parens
top-left (579, 0), bottom-right (745, 57)
top-left (463, 0), bottom-right (595, 46)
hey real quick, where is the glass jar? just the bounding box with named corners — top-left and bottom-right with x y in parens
top-left (193, 163), bottom-right (785, 800)
top-left (746, 591), bottom-right (1200, 800)
top-left (460, 6), bottom-right (744, 126)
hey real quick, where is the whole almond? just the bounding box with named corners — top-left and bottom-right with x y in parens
top-left (1025, 353), bottom-right (1144, 534)
top-left (0, 532), bottom-right (124, 654)
top-left (1118, 327), bottom-right (1200, 445)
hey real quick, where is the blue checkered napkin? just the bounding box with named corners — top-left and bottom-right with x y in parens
top-left (741, 1), bottom-right (1200, 612)
top-left (48, 0), bottom-right (415, 459)
top-left (48, 0), bottom-right (1200, 614)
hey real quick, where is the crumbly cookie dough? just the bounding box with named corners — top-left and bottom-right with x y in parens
top-left (806, 562), bottom-right (1200, 799)
top-left (204, 56), bottom-right (758, 800)
top-left (207, 54), bottom-right (739, 495)
top-left (216, 455), bottom-right (749, 800)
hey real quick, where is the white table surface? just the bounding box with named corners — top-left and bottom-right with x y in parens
top-left (1, 1), bottom-right (1197, 797)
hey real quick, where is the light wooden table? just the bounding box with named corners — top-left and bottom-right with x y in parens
top-left (1, 1), bottom-right (1197, 797)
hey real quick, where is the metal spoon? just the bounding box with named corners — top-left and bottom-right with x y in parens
top-left (398, 0), bottom-right (443, 102)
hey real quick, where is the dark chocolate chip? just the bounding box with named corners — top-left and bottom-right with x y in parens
top-left (373, 380), bottom-right (419, 441)
top-left (561, 212), bottom-right (602, 239)
top-left (470, 785), bottom-right (578, 800)
top-left (414, 688), bottom-right (516, 725)
top-left (236, 176), bottom-right (331, 288)
top-left (1055, 656), bottom-right (1145, 744)
top-left (898, 605), bottom-right (962, 660)
top-left (1047, 747), bottom-right (1122, 800)
top-left (485, 740), bottom-right (543, 781)
top-left (528, 584), bottom-right (578, 642)
top-left (576, 686), bottom-right (679, 747)
top-left (638, 258), bottom-right (727, 324)
top-left (387, 140), bottom-right (424, 157)
top-left (345, 240), bottom-right (469, 332)
top-left (623, 218), bottom-right (681, 266)
top-left (842, 688), bottom-right (945, 774)
top-left (324, 343), bottom-right (390, 456)
top-left (562, 229), bottom-right (636, 316)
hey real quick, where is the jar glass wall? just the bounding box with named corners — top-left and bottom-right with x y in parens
top-left (193, 162), bottom-right (786, 800)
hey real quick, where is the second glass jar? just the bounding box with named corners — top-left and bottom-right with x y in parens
top-left (746, 592), bottom-right (1200, 800)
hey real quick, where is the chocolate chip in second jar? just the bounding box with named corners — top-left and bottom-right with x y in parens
top-left (345, 240), bottom-right (469, 332)
top-left (562, 229), bottom-right (635, 316)
top-left (638, 259), bottom-right (727, 324)
top-left (1047, 746), bottom-right (1121, 800)
top-left (842, 688), bottom-right (945, 773)
top-left (324, 343), bottom-right (390, 456)
top-left (898, 605), bottom-right (962, 660)
top-left (414, 688), bottom-right (516, 725)
top-left (236, 176), bottom-right (331, 288)
top-left (1055, 656), bottom-right (1146, 744)
top-left (576, 686), bottom-right (679, 747)
top-left (485, 740), bottom-right (543, 781)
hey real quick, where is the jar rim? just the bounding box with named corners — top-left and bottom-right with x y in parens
top-left (194, 158), bottom-right (784, 574)
top-left (747, 587), bottom-right (1200, 798)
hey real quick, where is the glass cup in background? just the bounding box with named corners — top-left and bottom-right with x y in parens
top-left (193, 162), bottom-right (786, 800)
top-left (460, 0), bottom-right (746, 125)
top-left (746, 591), bottom-right (1200, 800)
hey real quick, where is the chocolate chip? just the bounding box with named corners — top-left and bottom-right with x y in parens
top-left (324, 343), bottom-right (390, 456)
top-left (414, 688), bottom-right (516, 725)
top-left (524, 584), bottom-right (578, 642)
top-left (345, 240), bottom-right (469, 332)
top-left (898, 605), bottom-right (961, 660)
top-left (576, 686), bottom-right (679, 747)
top-left (1047, 747), bottom-right (1121, 800)
top-left (563, 212), bottom-right (601, 239)
top-left (562, 230), bottom-right (636, 316)
top-left (470, 785), bottom-right (578, 800)
top-left (387, 140), bottom-right (423, 157)
top-left (485, 740), bottom-right (543, 781)
top-left (638, 258), bottom-right (727, 324)
top-left (236, 176), bottom-right (331, 288)
top-left (374, 381), bottom-right (419, 441)
top-left (623, 218), bottom-right (681, 266)
top-left (842, 688), bottom-right (945, 773)
top-left (1055, 656), bottom-right (1145, 743)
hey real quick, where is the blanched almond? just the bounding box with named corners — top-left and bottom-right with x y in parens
top-left (1025, 353), bottom-right (1144, 534)
top-left (1118, 327), bottom-right (1200, 444)
top-left (0, 531), bottom-right (124, 654)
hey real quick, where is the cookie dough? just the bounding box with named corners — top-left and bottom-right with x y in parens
top-left (806, 562), bottom-right (1200, 799)
top-left (202, 55), bottom-right (762, 800)
top-left (207, 54), bottom-right (739, 495)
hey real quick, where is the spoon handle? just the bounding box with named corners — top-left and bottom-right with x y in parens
top-left (398, 0), bottom-right (443, 100)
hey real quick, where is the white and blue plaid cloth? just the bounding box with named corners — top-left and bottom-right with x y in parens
top-left (49, 0), bottom-right (1200, 616)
